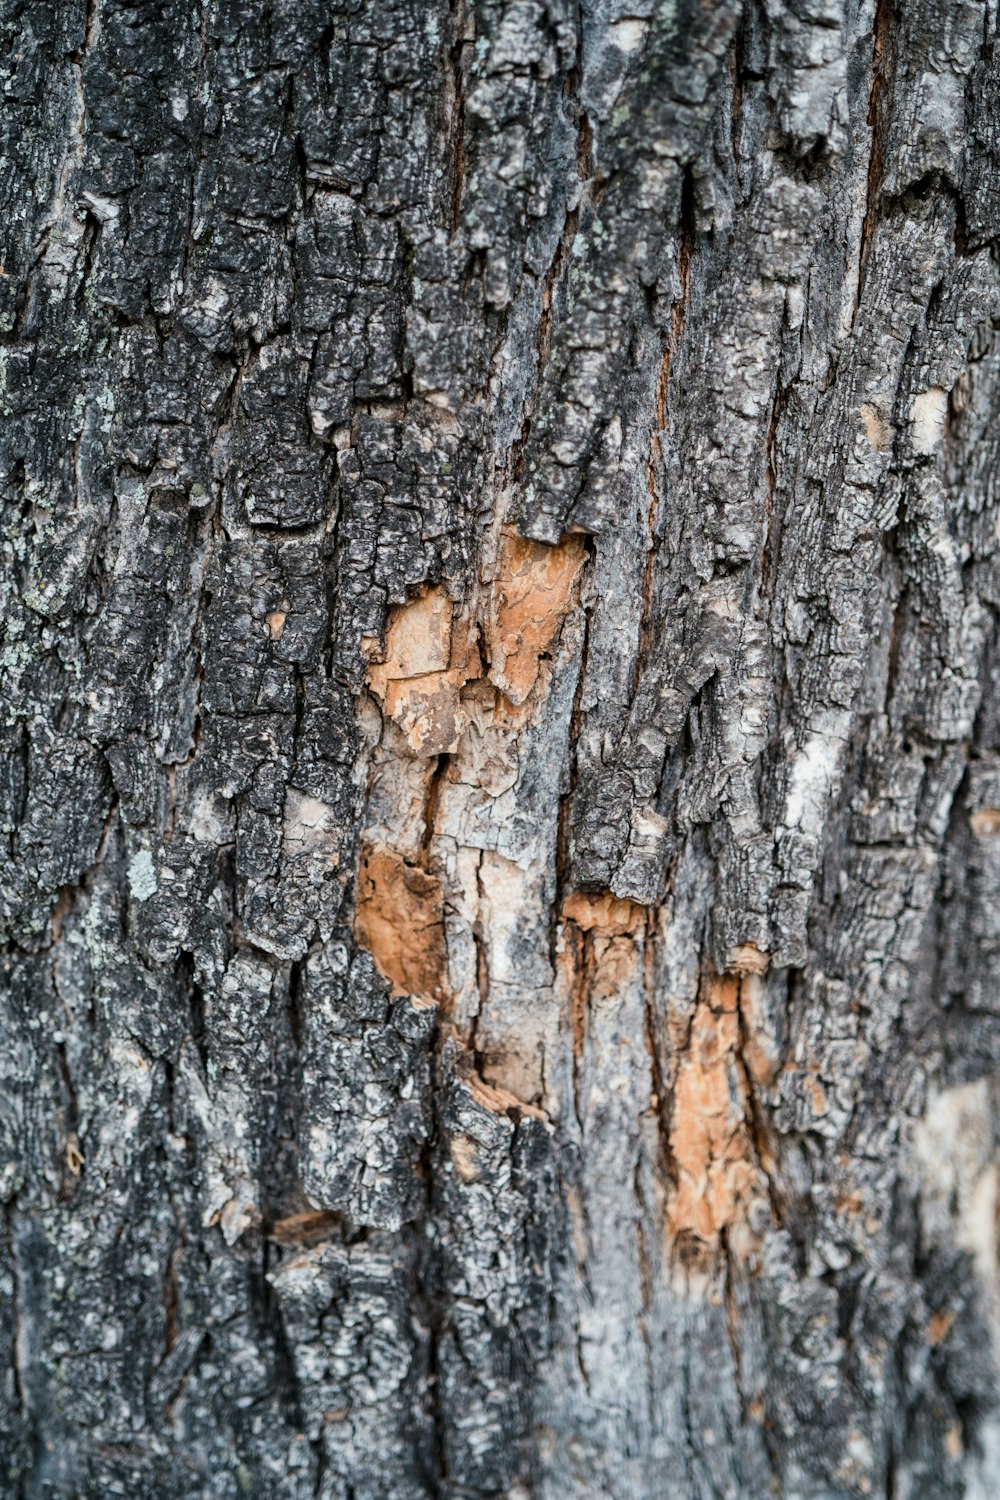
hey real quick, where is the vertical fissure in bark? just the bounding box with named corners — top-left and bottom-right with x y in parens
top-left (6, 1211), bottom-right (27, 1420)
top-left (637, 163), bottom-right (696, 689)
top-left (856, 0), bottom-right (896, 316)
top-left (552, 536), bottom-right (593, 936)
top-left (161, 1228), bottom-right (182, 1360)
top-left (448, 0), bottom-right (468, 238)
top-left (641, 910), bottom-right (680, 1191)
top-left (760, 379), bottom-right (786, 592)
top-left (728, 34), bottom-right (744, 169)
top-left (257, 1233), bottom-right (307, 1434)
top-left (413, 1111), bottom-right (446, 1500)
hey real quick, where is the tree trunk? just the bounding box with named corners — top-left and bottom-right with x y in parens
top-left (4, 0), bottom-right (1000, 1495)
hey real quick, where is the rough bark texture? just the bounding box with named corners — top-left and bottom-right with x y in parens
top-left (4, 0), bottom-right (1000, 1495)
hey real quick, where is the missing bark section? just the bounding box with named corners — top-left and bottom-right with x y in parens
top-left (464, 1067), bottom-right (546, 1121)
top-left (562, 889), bottom-right (644, 937)
top-left (364, 532), bottom-right (583, 761)
top-left (354, 843), bottom-right (448, 1004)
top-left (265, 601), bottom-right (289, 640)
top-left (446, 1042), bottom-right (547, 1186)
top-left (365, 585), bottom-right (481, 756)
top-left (560, 889), bottom-right (646, 1138)
top-left (860, 401), bottom-right (893, 453)
top-left (970, 806), bottom-right (1000, 839)
top-left (728, 36), bottom-right (743, 167)
top-left (268, 1210), bottom-right (343, 1247)
top-left (357, 528), bottom-right (588, 1106)
top-left (487, 528), bottom-right (586, 705)
top-left (665, 969), bottom-right (775, 1274)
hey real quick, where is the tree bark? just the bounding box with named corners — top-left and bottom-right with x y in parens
top-left (4, 0), bottom-right (1000, 1495)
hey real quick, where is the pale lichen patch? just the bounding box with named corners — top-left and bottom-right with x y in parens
top-left (910, 386), bottom-right (948, 454)
top-left (914, 1079), bottom-right (1000, 1362)
top-left (784, 728), bottom-right (842, 835)
top-left (283, 791), bottom-right (341, 862)
top-left (127, 848), bottom-right (158, 902)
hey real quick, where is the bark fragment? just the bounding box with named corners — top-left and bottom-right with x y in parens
top-left (6, 0), bottom-right (1000, 1495)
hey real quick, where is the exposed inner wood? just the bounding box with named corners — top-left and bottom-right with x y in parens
top-left (487, 529), bottom-right (587, 705)
top-left (354, 842), bottom-right (448, 1003)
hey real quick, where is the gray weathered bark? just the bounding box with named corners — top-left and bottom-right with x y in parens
top-left (4, 0), bottom-right (1000, 1495)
